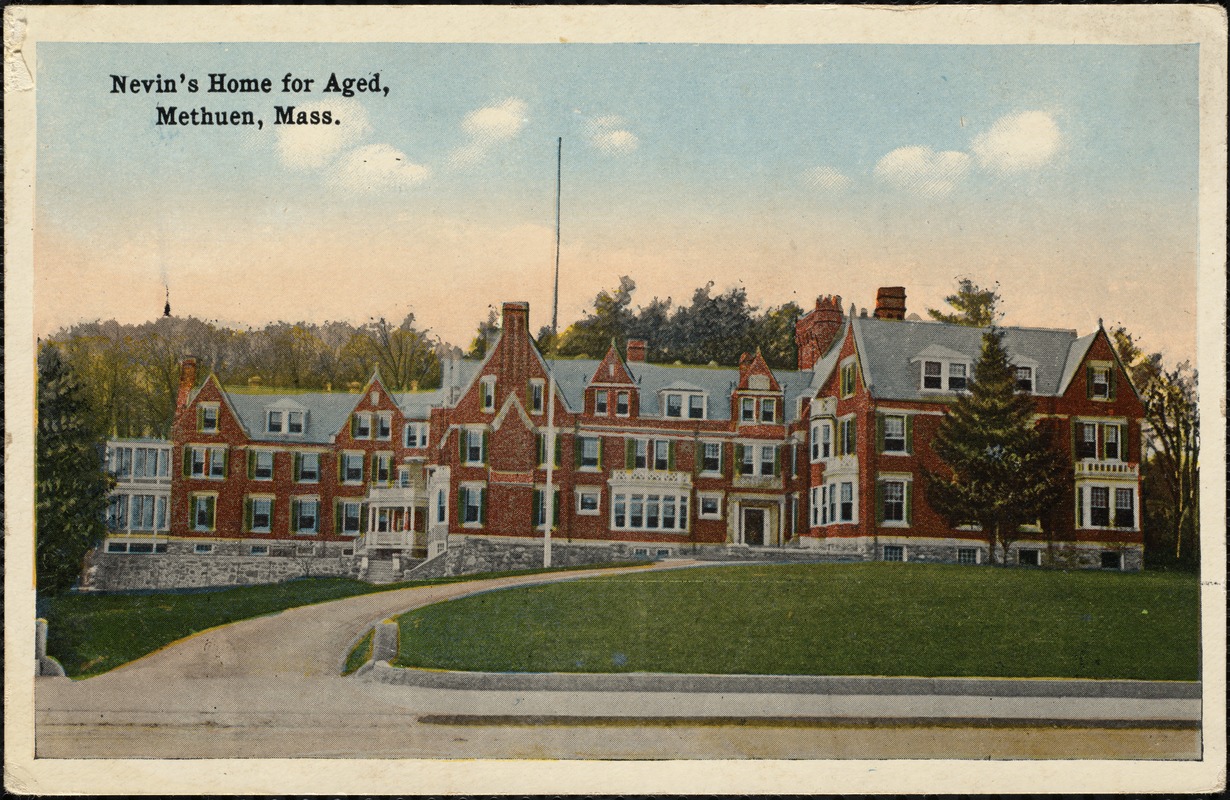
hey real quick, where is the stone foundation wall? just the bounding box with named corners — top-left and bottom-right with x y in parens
top-left (82, 540), bottom-right (361, 591)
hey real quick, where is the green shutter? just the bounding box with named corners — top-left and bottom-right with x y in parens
top-left (479, 488), bottom-right (487, 525)
top-left (183, 445), bottom-right (192, 477)
top-left (196, 406), bottom-right (204, 432)
top-left (575, 437), bottom-right (584, 469)
top-left (483, 431), bottom-right (491, 465)
top-left (772, 446), bottom-right (781, 477)
top-left (875, 482), bottom-right (884, 525)
top-left (244, 498), bottom-right (253, 532)
top-left (205, 496), bottom-right (216, 531)
top-left (625, 440), bottom-right (635, 470)
top-left (1070, 420), bottom-right (1078, 458)
top-left (876, 415), bottom-right (885, 453)
top-left (904, 483), bottom-right (913, 525)
top-left (334, 500), bottom-right (342, 534)
top-left (905, 416), bottom-right (914, 455)
top-left (668, 442), bottom-right (676, 472)
top-left (457, 489), bottom-right (464, 525)
top-left (553, 490), bottom-right (561, 530)
top-left (221, 449), bottom-right (229, 478)
top-left (532, 490), bottom-right (541, 527)
top-left (1086, 365), bottom-right (1095, 399)
top-left (1122, 424), bottom-right (1130, 460)
top-left (459, 430), bottom-right (466, 463)
top-left (597, 439), bottom-right (604, 470)
top-left (1076, 486), bottom-right (1084, 528)
top-left (734, 444), bottom-right (744, 474)
top-left (536, 434), bottom-right (544, 466)
top-left (292, 452), bottom-right (300, 481)
top-left (247, 451), bottom-right (255, 479)
top-left (553, 435), bottom-right (562, 467)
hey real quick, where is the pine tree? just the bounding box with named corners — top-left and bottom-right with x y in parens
top-left (922, 328), bottom-right (1068, 565)
top-left (927, 278), bottom-right (1002, 327)
top-left (36, 344), bottom-right (112, 594)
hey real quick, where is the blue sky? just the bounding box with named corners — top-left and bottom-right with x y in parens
top-left (36, 42), bottom-right (1199, 361)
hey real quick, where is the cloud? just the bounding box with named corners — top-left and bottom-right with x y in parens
top-left (333, 143), bottom-right (430, 191)
top-left (874, 146), bottom-right (971, 197)
top-left (971, 111), bottom-right (1062, 173)
top-left (448, 98), bottom-right (528, 167)
top-left (583, 114), bottom-right (639, 154)
top-left (275, 99), bottom-right (371, 169)
top-left (802, 165), bottom-right (852, 192)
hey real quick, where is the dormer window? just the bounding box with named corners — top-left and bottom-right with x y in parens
top-left (615, 391), bottom-right (630, 417)
top-left (666, 394), bottom-right (683, 417)
top-left (948, 363), bottom-right (967, 391)
top-left (595, 390), bottom-right (608, 415)
top-left (1015, 366), bottom-right (1034, 393)
top-left (198, 404), bottom-right (219, 433)
top-left (923, 361), bottom-right (943, 390)
top-left (267, 410), bottom-right (283, 433)
top-left (287, 411), bottom-right (304, 434)
top-left (760, 398), bottom-right (777, 423)
top-left (480, 377), bottom-right (496, 412)
top-left (741, 397), bottom-right (755, 422)
top-left (689, 395), bottom-right (704, 419)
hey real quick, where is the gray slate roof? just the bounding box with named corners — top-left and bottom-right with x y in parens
top-left (847, 316), bottom-right (1083, 401)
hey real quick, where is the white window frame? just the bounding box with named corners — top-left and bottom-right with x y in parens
top-left (267, 409), bottom-right (284, 434)
top-left (665, 393), bottom-right (684, 418)
top-left (199, 403), bottom-right (220, 433)
top-left (882, 414), bottom-right (907, 454)
top-left (922, 360), bottom-right (943, 390)
top-left (615, 391), bottom-right (630, 417)
top-left (948, 362), bottom-right (968, 391)
top-left (828, 480), bottom-right (857, 524)
top-left (700, 441), bottom-right (723, 475)
top-left (340, 451), bottom-right (365, 484)
top-left (341, 501), bottom-right (363, 535)
top-left (698, 492), bottom-right (723, 519)
top-left (880, 479), bottom-right (908, 527)
top-left (296, 451), bottom-right (320, 483)
top-left (957, 547), bottom-right (981, 565)
top-left (688, 394), bottom-right (706, 420)
top-left (250, 545), bottom-right (270, 557)
top-left (287, 410), bottom-right (305, 435)
top-left (1090, 365), bottom-right (1111, 400)
top-left (191, 493), bottom-right (216, 532)
top-left (194, 543), bottom-right (215, 555)
top-left (252, 449), bottom-right (274, 480)
top-left (376, 411), bottom-right (393, 440)
top-left (404, 422), bottom-right (429, 448)
top-left (810, 486), bottom-right (821, 527)
top-left (883, 544), bottom-right (905, 562)
top-left (292, 496), bottom-right (320, 534)
top-left (373, 452), bottom-right (394, 484)
top-left (609, 490), bottom-right (690, 533)
top-left (576, 488), bottom-right (601, 515)
top-left (740, 397), bottom-right (756, 422)
top-left (249, 496), bottom-right (274, 533)
top-left (190, 446), bottom-right (228, 480)
top-left (758, 444), bottom-right (776, 477)
top-left (464, 428), bottom-right (486, 466)
top-left (594, 389), bottom-right (608, 415)
top-left (760, 397), bottom-right (777, 423)
top-left (1015, 366), bottom-right (1034, 393)
top-left (353, 412), bottom-right (373, 440)
top-left (578, 436), bottom-right (601, 470)
top-left (460, 483), bottom-right (485, 528)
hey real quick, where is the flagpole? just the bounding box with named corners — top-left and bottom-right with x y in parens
top-left (551, 136), bottom-right (562, 336)
top-left (544, 137), bottom-right (561, 567)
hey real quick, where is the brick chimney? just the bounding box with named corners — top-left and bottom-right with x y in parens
top-left (501, 301), bottom-right (530, 337)
top-left (626, 339), bottom-right (647, 363)
top-left (176, 358), bottom-right (198, 413)
top-left (874, 286), bottom-right (907, 320)
top-left (794, 295), bottom-right (844, 371)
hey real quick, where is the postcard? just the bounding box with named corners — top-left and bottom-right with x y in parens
top-left (4, 4), bottom-right (1226, 796)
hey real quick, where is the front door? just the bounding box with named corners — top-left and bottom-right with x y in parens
top-left (742, 508), bottom-right (765, 546)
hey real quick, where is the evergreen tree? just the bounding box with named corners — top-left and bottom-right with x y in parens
top-left (927, 278), bottom-right (1002, 327)
top-left (36, 344), bottom-right (112, 594)
top-left (922, 328), bottom-right (1068, 564)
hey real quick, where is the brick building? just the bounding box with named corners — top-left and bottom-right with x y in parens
top-left (96, 286), bottom-right (1145, 585)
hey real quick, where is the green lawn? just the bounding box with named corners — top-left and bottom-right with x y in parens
top-left (394, 563), bottom-right (1201, 681)
top-left (39, 561), bottom-right (648, 678)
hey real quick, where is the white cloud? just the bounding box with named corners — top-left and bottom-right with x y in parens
top-left (803, 165), bottom-right (852, 192)
top-left (971, 111), bottom-right (1062, 173)
top-left (448, 98), bottom-right (529, 167)
top-left (583, 114), bottom-right (639, 155)
top-left (334, 143), bottom-right (430, 191)
top-left (874, 146), bottom-right (971, 197)
top-left (275, 99), bottom-right (371, 170)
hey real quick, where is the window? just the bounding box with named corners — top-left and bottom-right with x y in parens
top-left (1015, 367), bottom-right (1034, 393)
top-left (839, 482), bottom-right (854, 522)
top-left (758, 445), bottom-right (777, 477)
top-left (188, 446), bottom-right (228, 479)
top-left (1115, 488), bottom-right (1135, 529)
top-left (923, 361), bottom-right (943, 390)
top-left (537, 432), bottom-right (562, 468)
top-left (250, 545), bottom-right (269, 556)
top-left (1090, 486), bottom-right (1110, 527)
top-left (666, 393), bottom-right (683, 418)
top-left (827, 484), bottom-right (837, 524)
top-left (633, 439), bottom-right (648, 469)
top-left (882, 415), bottom-right (907, 453)
top-left (376, 412), bottom-right (392, 440)
top-left (337, 500), bottom-right (360, 534)
top-left (740, 397), bottom-right (756, 422)
top-left (577, 489), bottom-right (600, 514)
top-left (654, 440), bottom-right (670, 471)
top-left (107, 495), bottom-right (129, 531)
top-left (480, 377), bottom-right (496, 412)
top-left (251, 450), bottom-right (274, 480)
top-left (352, 412), bottom-right (372, 439)
top-left (267, 410), bottom-right (283, 433)
top-left (702, 442), bottom-right (722, 473)
top-left (1090, 366), bottom-right (1111, 399)
top-left (739, 444), bottom-right (755, 476)
top-left (374, 453), bottom-right (393, 484)
top-left (760, 398), bottom-right (777, 423)
top-left (404, 422), bottom-right (429, 448)
top-left (840, 418), bottom-right (856, 456)
top-left (699, 494), bottom-right (722, 519)
top-left (194, 543), bottom-right (214, 555)
top-left (579, 436), bottom-right (600, 469)
top-left (530, 379), bottom-right (545, 414)
top-left (815, 422), bottom-right (832, 460)
top-left (595, 389), bottom-right (608, 415)
top-left (616, 391), bottom-right (630, 416)
top-left (689, 395), bottom-right (705, 419)
top-left (948, 363), bottom-right (967, 391)
top-left (611, 491), bottom-right (689, 532)
top-left (295, 452), bottom-right (320, 482)
top-left (881, 480), bottom-right (906, 523)
top-left (199, 404), bottom-right (219, 433)
top-left (287, 411), bottom-right (304, 434)
top-left (191, 494), bottom-right (215, 532)
top-left (249, 497), bottom-right (273, 533)
top-left (110, 446), bottom-right (169, 480)
top-left (464, 429), bottom-right (486, 465)
top-left (375, 508), bottom-right (393, 532)
top-left (340, 452), bottom-right (364, 484)
top-left (108, 446), bottom-right (133, 479)
top-left (397, 467), bottom-right (412, 488)
top-left (460, 485), bottom-right (485, 526)
top-left (1104, 424), bottom-right (1120, 461)
top-left (1018, 549), bottom-right (1041, 567)
top-left (1101, 551), bottom-right (1122, 570)
top-left (533, 488), bottom-right (561, 529)
top-left (839, 362), bottom-right (855, 397)
top-left (958, 547), bottom-right (979, 565)
top-left (883, 545), bottom-right (904, 562)
top-left (436, 490), bottom-right (446, 524)
top-left (1077, 423), bottom-right (1098, 460)
top-left (292, 498), bottom-right (319, 534)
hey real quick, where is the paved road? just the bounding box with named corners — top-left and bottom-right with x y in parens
top-left (35, 561), bottom-right (1202, 761)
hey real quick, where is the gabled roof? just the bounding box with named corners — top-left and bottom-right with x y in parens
top-left (1057, 332), bottom-right (1098, 395)
top-left (589, 343), bottom-right (637, 386)
top-left (848, 317), bottom-right (1081, 400)
top-left (810, 318), bottom-right (850, 392)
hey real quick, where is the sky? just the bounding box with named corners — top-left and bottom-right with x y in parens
top-left (35, 43), bottom-right (1200, 362)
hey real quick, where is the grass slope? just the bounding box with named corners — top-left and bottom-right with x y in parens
top-left (394, 563), bottom-right (1201, 681)
top-left (40, 562), bottom-right (648, 678)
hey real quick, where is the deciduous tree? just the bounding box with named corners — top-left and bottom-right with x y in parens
top-left (927, 278), bottom-right (1002, 327)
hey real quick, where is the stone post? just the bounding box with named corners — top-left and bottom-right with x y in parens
top-left (372, 621), bottom-right (400, 663)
